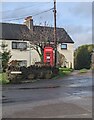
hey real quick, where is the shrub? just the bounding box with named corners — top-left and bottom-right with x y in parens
top-left (44, 70), bottom-right (52, 79)
top-left (7, 63), bottom-right (59, 83)
top-left (74, 44), bottom-right (94, 70)
top-left (28, 73), bottom-right (35, 80)
top-left (0, 73), bottom-right (9, 84)
top-left (79, 69), bottom-right (88, 73)
top-left (25, 65), bottom-right (58, 80)
top-left (20, 66), bottom-right (28, 80)
top-left (7, 60), bottom-right (22, 83)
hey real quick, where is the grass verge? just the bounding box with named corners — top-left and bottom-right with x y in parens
top-left (59, 67), bottom-right (73, 77)
top-left (0, 73), bottom-right (9, 84)
top-left (79, 69), bottom-right (88, 73)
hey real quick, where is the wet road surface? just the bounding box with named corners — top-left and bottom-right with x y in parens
top-left (2, 70), bottom-right (93, 118)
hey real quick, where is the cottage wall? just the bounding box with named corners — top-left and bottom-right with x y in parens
top-left (57, 43), bottom-right (74, 68)
top-left (0, 39), bottom-right (74, 68)
top-left (0, 40), bottom-right (41, 67)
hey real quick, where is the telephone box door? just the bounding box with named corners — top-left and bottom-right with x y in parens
top-left (44, 47), bottom-right (54, 66)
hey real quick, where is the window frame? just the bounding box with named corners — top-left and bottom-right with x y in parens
top-left (12, 42), bottom-right (27, 50)
top-left (61, 43), bottom-right (67, 50)
top-left (17, 60), bottom-right (27, 67)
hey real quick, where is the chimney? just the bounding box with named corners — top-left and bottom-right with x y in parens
top-left (24, 16), bottom-right (33, 31)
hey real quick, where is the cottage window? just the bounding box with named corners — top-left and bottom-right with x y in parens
top-left (17, 60), bottom-right (27, 67)
top-left (61, 44), bottom-right (67, 49)
top-left (12, 42), bottom-right (27, 50)
top-left (12, 42), bottom-right (17, 49)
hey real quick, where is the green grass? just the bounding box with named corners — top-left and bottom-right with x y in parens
top-left (59, 67), bottom-right (73, 71)
top-left (59, 67), bottom-right (73, 77)
top-left (0, 73), bottom-right (9, 84)
top-left (79, 69), bottom-right (88, 73)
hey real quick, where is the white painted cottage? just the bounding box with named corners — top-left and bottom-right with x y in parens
top-left (0, 16), bottom-right (74, 68)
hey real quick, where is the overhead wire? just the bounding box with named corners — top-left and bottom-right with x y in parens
top-left (2, 7), bottom-right (54, 21)
top-left (0, 2), bottom-right (50, 13)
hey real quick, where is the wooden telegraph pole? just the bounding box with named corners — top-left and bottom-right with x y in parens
top-left (54, 0), bottom-right (57, 67)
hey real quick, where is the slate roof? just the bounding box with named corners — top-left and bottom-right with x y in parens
top-left (33, 26), bottom-right (74, 43)
top-left (0, 23), bottom-right (32, 41)
top-left (0, 22), bottom-right (74, 43)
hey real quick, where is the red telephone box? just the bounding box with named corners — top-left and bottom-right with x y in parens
top-left (44, 47), bottom-right (54, 66)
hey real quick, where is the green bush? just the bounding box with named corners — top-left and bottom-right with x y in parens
top-left (7, 65), bottom-right (59, 83)
top-left (0, 73), bottom-right (9, 84)
top-left (26, 65), bottom-right (58, 79)
top-left (74, 44), bottom-right (94, 70)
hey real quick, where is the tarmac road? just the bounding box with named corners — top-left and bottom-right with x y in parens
top-left (2, 70), bottom-right (93, 118)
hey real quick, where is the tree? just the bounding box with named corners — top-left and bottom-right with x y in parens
top-left (30, 25), bottom-right (54, 62)
top-left (1, 43), bottom-right (11, 72)
top-left (74, 44), bottom-right (94, 70)
top-left (57, 51), bottom-right (66, 67)
top-left (20, 24), bottom-right (54, 62)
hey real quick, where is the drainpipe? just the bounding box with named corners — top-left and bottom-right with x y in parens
top-left (29, 43), bottom-right (31, 66)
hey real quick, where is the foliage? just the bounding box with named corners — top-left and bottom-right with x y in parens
top-left (1, 44), bottom-right (12, 72)
top-left (20, 23), bottom-right (56, 62)
top-left (7, 60), bottom-right (22, 83)
top-left (57, 52), bottom-right (66, 67)
top-left (59, 67), bottom-right (73, 76)
top-left (59, 67), bottom-right (73, 72)
top-left (30, 26), bottom-right (54, 62)
top-left (0, 73), bottom-right (9, 84)
top-left (7, 60), bottom-right (20, 71)
top-left (2, 51), bottom-right (11, 72)
top-left (74, 44), bottom-right (94, 70)
top-left (23, 65), bottom-right (59, 80)
top-left (1, 43), bottom-right (8, 50)
top-left (79, 69), bottom-right (88, 73)
top-left (7, 63), bottom-right (59, 83)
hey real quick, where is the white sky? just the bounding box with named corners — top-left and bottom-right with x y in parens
top-left (0, 1), bottom-right (93, 49)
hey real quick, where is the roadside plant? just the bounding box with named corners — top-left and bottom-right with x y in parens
top-left (74, 44), bottom-right (94, 70)
top-left (1, 43), bottom-right (12, 72)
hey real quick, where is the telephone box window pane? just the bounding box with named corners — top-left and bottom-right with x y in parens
top-left (61, 44), bottom-right (67, 49)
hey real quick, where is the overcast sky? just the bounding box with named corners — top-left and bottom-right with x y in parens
top-left (0, 1), bottom-right (92, 49)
